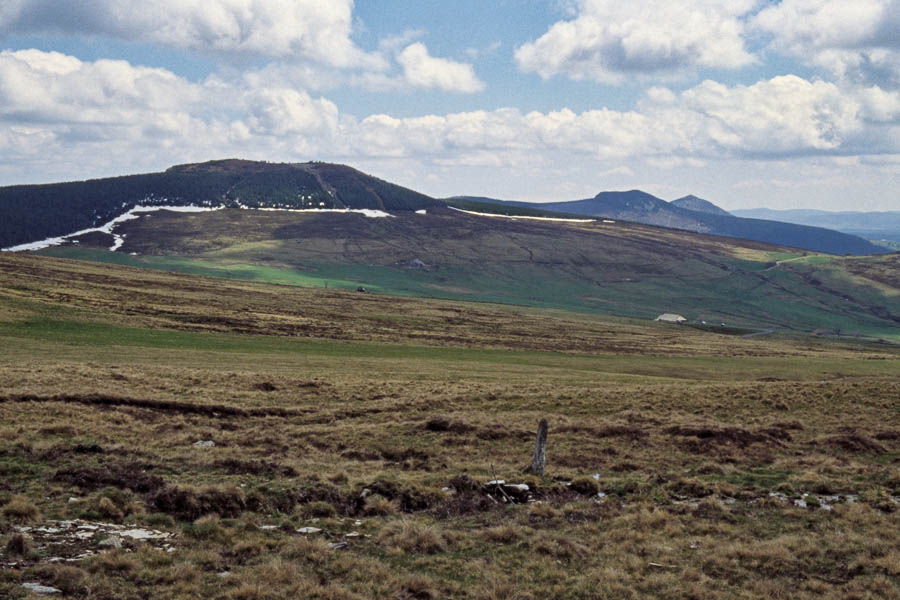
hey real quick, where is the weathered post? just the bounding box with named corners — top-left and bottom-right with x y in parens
top-left (527, 418), bottom-right (548, 476)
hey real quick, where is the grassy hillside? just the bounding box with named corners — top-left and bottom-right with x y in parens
top-left (36, 207), bottom-right (900, 341)
top-left (1, 254), bottom-right (898, 599)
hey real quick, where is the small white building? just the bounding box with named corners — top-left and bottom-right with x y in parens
top-left (654, 313), bottom-right (687, 323)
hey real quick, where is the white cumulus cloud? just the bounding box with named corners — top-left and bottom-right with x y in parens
top-left (396, 42), bottom-right (484, 93)
top-left (753, 0), bottom-right (900, 87)
top-left (515, 0), bottom-right (758, 84)
top-left (0, 0), bottom-right (384, 69)
top-left (1, 50), bottom-right (898, 189)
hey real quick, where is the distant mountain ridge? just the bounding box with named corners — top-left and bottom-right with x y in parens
top-left (0, 160), bottom-right (441, 249)
top-left (458, 192), bottom-right (886, 256)
top-left (0, 159), bottom-right (888, 256)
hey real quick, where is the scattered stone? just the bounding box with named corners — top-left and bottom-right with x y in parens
top-left (22, 583), bottom-right (62, 595)
top-left (590, 474), bottom-right (601, 480)
top-left (360, 488), bottom-right (372, 498)
top-left (120, 528), bottom-right (170, 540)
top-left (9, 519), bottom-right (174, 565)
top-left (486, 480), bottom-right (505, 486)
top-left (353, 520), bottom-right (363, 527)
top-left (328, 541), bottom-right (349, 550)
top-left (296, 527), bottom-right (322, 534)
top-left (98, 536), bottom-right (122, 549)
top-left (192, 440), bottom-right (215, 447)
top-left (345, 531), bottom-right (361, 538)
top-left (259, 525), bottom-right (278, 531)
top-left (217, 571), bottom-right (231, 578)
top-left (68, 497), bottom-right (80, 504)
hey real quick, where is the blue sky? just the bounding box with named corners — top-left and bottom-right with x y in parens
top-left (0, 1), bottom-right (898, 210)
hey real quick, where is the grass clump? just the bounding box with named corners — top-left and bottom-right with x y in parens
top-left (5, 532), bottom-right (30, 555)
top-left (297, 500), bottom-right (337, 519)
top-left (569, 476), bottom-right (600, 496)
top-left (183, 514), bottom-right (227, 540)
top-left (97, 496), bottom-right (125, 521)
top-left (152, 484), bottom-right (246, 519)
top-left (362, 494), bottom-right (397, 517)
top-left (378, 521), bottom-right (447, 555)
top-left (1, 495), bottom-right (40, 523)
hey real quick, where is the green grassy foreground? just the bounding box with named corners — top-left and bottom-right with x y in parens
top-left (1, 254), bottom-right (899, 599)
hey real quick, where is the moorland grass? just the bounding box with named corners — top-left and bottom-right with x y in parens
top-left (0, 254), bottom-right (898, 599)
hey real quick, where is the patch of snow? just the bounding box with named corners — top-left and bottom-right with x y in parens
top-left (415, 209), bottom-right (427, 215)
top-left (449, 207), bottom-right (595, 223)
top-left (255, 207), bottom-right (393, 218)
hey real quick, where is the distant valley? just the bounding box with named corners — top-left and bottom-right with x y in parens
top-left (733, 208), bottom-right (900, 249)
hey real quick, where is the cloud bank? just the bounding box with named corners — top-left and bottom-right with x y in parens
top-left (3, 49), bottom-right (896, 178)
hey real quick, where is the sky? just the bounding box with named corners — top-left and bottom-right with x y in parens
top-left (0, 0), bottom-right (898, 210)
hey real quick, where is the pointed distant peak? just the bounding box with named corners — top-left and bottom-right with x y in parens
top-left (671, 195), bottom-right (731, 216)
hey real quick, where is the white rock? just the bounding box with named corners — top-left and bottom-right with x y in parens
top-left (68, 497), bottom-right (80, 503)
top-left (98, 536), bottom-right (122, 549)
top-left (259, 525), bottom-right (278, 530)
top-left (193, 440), bottom-right (215, 447)
top-left (296, 527), bottom-right (322, 534)
top-left (504, 484), bottom-right (529, 492)
top-left (345, 531), bottom-right (361, 538)
top-left (22, 583), bottom-right (62, 595)
top-left (120, 529), bottom-right (165, 540)
top-left (486, 480), bottom-right (505, 486)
